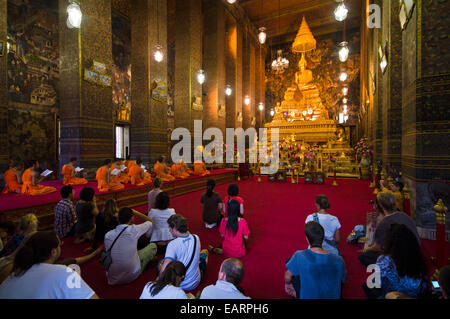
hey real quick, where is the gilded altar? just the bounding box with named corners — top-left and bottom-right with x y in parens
top-left (264, 18), bottom-right (359, 178)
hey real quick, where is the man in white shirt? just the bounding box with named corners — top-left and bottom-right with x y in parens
top-left (159, 214), bottom-right (208, 291)
top-left (0, 231), bottom-right (97, 299)
top-left (104, 207), bottom-right (157, 285)
top-left (200, 258), bottom-right (250, 299)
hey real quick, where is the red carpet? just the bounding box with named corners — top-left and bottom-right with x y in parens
top-left (58, 177), bottom-right (446, 299)
top-left (0, 169), bottom-right (232, 211)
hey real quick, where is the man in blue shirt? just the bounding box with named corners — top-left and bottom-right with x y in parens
top-left (284, 221), bottom-right (347, 299)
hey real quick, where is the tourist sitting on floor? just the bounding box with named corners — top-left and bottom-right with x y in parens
top-left (21, 160), bottom-right (57, 196)
top-left (284, 221), bottom-right (347, 299)
top-left (363, 223), bottom-right (429, 299)
top-left (438, 266), bottom-right (450, 299)
top-left (140, 261), bottom-right (191, 299)
top-left (159, 214), bottom-right (208, 291)
top-left (0, 231), bottom-right (98, 299)
top-left (200, 258), bottom-right (250, 299)
top-left (147, 191), bottom-right (176, 255)
top-left (223, 183), bottom-right (244, 217)
top-left (61, 157), bottom-right (88, 186)
top-left (148, 177), bottom-right (163, 210)
top-left (209, 199), bottom-right (250, 258)
top-left (2, 161), bottom-right (23, 194)
top-left (201, 179), bottom-right (224, 229)
top-left (305, 194), bottom-right (341, 255)
top-left (0, 221), bottom-right (15, 252)
top-left (0, 213), bottom-right (38, 258)
top-left (104, 207), bottom-right (157, 285)
top-left (74, 187), bottom-right (99, 244)
top-left (380, 179), bottom-right (404, 212)
top-left (54, 186), bottom-right (77, 239)
top-left (85, 198), bottom-right (119, 253)
top-left (358, 192), bottom-right (419, 266)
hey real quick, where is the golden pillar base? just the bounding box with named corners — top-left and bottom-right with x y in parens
top-left (369, 181), bottom-right (375, 188)
top-left (332, 179), bottom-right (338, 186)
top-left (373, 188), bottom-right (379, 195)
top-left (257, 177), bottom-right (262, 182)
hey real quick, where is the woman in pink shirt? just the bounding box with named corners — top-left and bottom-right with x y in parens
top-left (223, 184), bottom-right (244, 217)
top-left (209, 199), bottom-right (250, 258)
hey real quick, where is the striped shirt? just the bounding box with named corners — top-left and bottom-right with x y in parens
top-left (54, 199), bottom-right (76, 238)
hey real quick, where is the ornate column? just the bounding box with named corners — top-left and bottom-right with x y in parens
top-left (0, 0), bottom-right (8, 171)
top-left (401, 0), bottom-right (450, 238)
top-left (59, 0), bottom-right (114, 169)
top-left (174, 0), bottom-right (203, 134)
top-left (225, 13), bottom-right (237, 129)
top-left (130, 0), bottom-right (168, 163)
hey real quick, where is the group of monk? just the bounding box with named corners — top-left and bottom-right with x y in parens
top-left (2, 159), bottom-right (58, 196)
top-left (2, 156), bottom-right (211, 196)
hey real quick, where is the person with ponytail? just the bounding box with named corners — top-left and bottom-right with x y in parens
top-left (209, 199), bottom-right (250, 258)
top-left (201, 179), bottom-right (223, 229)
top-left (140, 261), bottom-right (190, 299)
top-left (0, 231), bottom-right (98, 299)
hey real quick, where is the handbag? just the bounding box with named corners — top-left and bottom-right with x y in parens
top-left (313, 213), bottom-right (341, 255)
top-left (100, 226), bottom-right (128, 271)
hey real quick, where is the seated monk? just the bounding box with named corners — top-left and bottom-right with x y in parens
top-left (21, 160), bottom-right (57, 196)
top-left (154, 156), bottom-right (175, 182)
top-left (180, 160), bottom-right (193, 175)
top-left (128, 159), bottom-right (152, 186)
top-left (123, 156), bottom-right (136, 175)
top-left (62, 157), bottom-right (88, 186)
top-left (96, 159), bottom-right (125, 192)
top-left (170, 160), bottom-right (190, 179)
top-left (110, 158), bottom-right (130, 184)
top-left (2, 161), bottom-right (24, 194)
top-left (192, 160), bottom-right (210, 177)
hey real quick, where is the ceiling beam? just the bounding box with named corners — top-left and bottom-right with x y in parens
top-left (253, 0), bottom-right (336, 25)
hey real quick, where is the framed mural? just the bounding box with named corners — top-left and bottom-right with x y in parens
top-left (151, 79), bottom-right (168, 103)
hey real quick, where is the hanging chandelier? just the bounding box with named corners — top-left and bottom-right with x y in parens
top-left (272, 50), bottom-right (289, 73)
top-left (334, 1), bottom-right (348, 22)
top-left (338, 41), bottom-right (349, 62)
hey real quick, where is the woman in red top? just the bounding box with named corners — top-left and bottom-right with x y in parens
top-left (223, 184), bottom-right (244, 217)
top-left (209, 199), bottom-right (250, 258)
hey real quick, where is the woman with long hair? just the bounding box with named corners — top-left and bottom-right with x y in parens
top-left (364, 223), bottom-right (429, 299)
top-left (201, 179), bottom-right (223, 229)
top-left (85, 198), bottom-right (119, 253)
top-left (140, 261), bottom-right (189, 299)
top-left (147, 191), bottom-right (176, 254)
top-left (209, 199), bottom-right (250, 258)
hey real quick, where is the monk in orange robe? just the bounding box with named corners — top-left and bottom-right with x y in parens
top-left (21, 160), bottom-right (57, 196)
top-left (110, 158), bottom-right (130, 184)
top-left (96, 159), bottom-right (125, 192)
top-left (62, 157), bottom-right (88, 186)
top-left (123, 157), bottom-right (136, 175)
top-left (128, 159), bottom-right (152, 186)
top-left (154, 156), bottom-right (175, 182)
top-left (180, 160), bottom-right (193, 175)
top-left (2, 161), bottom-right (23, 194)
top-left (170, 160), bottom-right (190, 179)
top-left (192, 160), bottom-right (210, 177)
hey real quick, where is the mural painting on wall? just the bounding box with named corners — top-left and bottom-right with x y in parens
top-left (7, 0), bottom-right (59, 107)
top-left (266, 30), bottom-right (360, 121)
top-left (112, 11), bottom-right (131, 122)
top-left (8, 109), bottom-right (56, 166)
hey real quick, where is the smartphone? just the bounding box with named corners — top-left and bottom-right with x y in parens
top-left (431, 280), bottom-right (440, 291)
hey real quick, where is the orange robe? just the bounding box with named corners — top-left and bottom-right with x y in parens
top-left (62, 165), bottom-right (88, 186)
top-left (110, 166), bottom-right (130, 184)
top-left (180, 162), bottom-right (193, 175)
top-left (192, 162), bottom-right (210, 176)
top-left (21, 169), bottom-right (57, 196)
top-left (128, 165), bottom-right (152, 186)
top-left (154, 161), bottom-right (175, 182)
top-left (2, 169), bottom-right (22, 194)
top-left (123, 160), bottom-right (136, 174)
top-left (96, 166), bottom-right (125, 192)
top-left (170, 164), bottom-right (189, 179)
